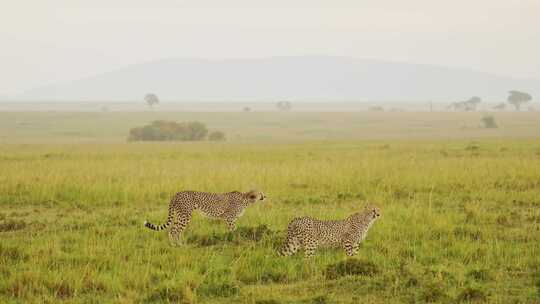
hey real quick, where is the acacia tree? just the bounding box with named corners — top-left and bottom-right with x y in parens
top-left (448, 96), bottom-right (481, 111)
top-left (507, 90), bottom-right (532, 111)
top-left (144, 93), bottom-right (160, 109)
top-left (465, 96), bottom-right (482, 110)
top-left (492, 103), bottom-right (506, 111)
top-left (276, 100), bottom-right (292, 111)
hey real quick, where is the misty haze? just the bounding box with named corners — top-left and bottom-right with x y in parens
top-left (11, 56), bottom-right (540, 102)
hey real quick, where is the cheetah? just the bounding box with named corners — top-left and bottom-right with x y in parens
top-left (144, 190), bottom-right (266, 245)
top-left (279, 205), bottom-right (381, 258)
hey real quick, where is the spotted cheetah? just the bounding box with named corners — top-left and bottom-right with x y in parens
top-left (279, 205), bottom-right (381, 258)
top-left (144, 190), bottom-right (266, 245)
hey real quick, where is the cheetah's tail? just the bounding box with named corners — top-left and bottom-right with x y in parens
top-left (144, 212), bottom-right (173, 231)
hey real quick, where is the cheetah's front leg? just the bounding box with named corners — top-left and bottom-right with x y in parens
top-left (303, 237), bottom-right (318, 258)
top-left (351, 242), bottom-right (360, 256)
top-left (226, 218), bottom-right (237, 232)
top-left (342, 237), bottom-right (359, 257)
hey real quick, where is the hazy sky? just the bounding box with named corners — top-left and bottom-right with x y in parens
top-left (2, 0), bottom-right (539, 95)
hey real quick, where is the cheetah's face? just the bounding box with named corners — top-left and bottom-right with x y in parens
top-left (364, 205), bottom-right (381, 220)
top-left (246, 191), bottom-right (266, 203)
top-left (370, 207), bottom-right (381, 219)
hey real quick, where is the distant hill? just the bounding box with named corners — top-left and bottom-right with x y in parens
top-left (17, 56), bottom-right (540, 102)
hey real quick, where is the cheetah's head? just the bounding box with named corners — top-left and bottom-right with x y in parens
top-left (245, 190), bottom-right (266, 203)
top-left (365, 205), bottom-right (381, 220)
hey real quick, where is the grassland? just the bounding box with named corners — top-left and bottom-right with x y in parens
top-left (1, 110), bottom-right (540, 143)
top-left (0, 110), bottom-right (539, 303)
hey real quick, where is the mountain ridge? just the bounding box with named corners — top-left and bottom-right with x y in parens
top-left (16, 56), bottom-right (539, 102)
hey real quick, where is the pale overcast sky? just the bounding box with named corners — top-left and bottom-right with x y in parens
top-left (1, 0), bottom-right (539, 95)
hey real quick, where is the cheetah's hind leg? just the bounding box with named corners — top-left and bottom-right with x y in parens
top-left (168, 211), bottom-right (192, 246)
top-left (279, 230), bottom-right (300, 256)
top-left (168, 224), bottom-right (181, 246)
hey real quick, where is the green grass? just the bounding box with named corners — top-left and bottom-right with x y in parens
top-left (0, 111), bottom-right (539, 303)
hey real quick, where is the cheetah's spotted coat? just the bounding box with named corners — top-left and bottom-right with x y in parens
top-left (144, 190), bottom-right (266, 245)
top-left (279, 205), bottom-right (381, 258)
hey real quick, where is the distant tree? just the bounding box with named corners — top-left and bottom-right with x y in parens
top-left (481, 115), bottom-right (498, 128)
top-left (492, 103), bottom-right (506, 111)
top-left (144, 93), bottom-right (160, 109)
top-left (507, 90), bottom-right (532, 111)
top-left (368, 106), bottom-right (384, 112)
top-left (243, 107), bottom-right (251, 112)
top-left (465, 96), bottom-right (482, 110)
top-left (448, 101), bottom-right (466, 111)
top-left (208, 131), bottom-right (226, 141)
top-left (448, 96), bottom-right (482, 111)
top-left (276, 101), bottom-right (292, 111)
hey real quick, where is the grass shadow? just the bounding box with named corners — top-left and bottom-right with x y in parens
top-left (187, 224), bottom-right (276, 247)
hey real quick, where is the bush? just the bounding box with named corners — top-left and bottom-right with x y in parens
top-left (467, 269), bottom-right (491, 282)
top-left (128, 120), bottom-right (209, 141)
top-left (197, 282), bottom-right (239, 298)
top-left (481, 115), bottom-right (498, 128)
top-left (0, 219), bottom-right (26, 232)
top-left (48, 281), bottom-right (74, 300)
top-left (256, 300), bottom-right (280, 304)
top-left (457, 287), bottom-right (487, 302)
top-left (312, 295), bottom-right (329, 304)
top-left (0, 245), bottom-right (29, 263)
top-left (465, 143), bottom-right (480, 151)
top-left (325, 259), bottom-right (378, 279)
top-left (208, 131), bottom-right (226, 141)
top-left (145, 285), bottom-right (196, 303)
top-left (420, 283), bottom-right (448, 303)
top-left (534, 270), bottom-right (540, 297)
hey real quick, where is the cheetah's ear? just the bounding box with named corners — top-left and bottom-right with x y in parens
top-left (244, 190), bottom-right (257, 200)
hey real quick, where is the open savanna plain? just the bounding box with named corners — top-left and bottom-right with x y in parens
top-left (0, 110), bottom-right (539, 303)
